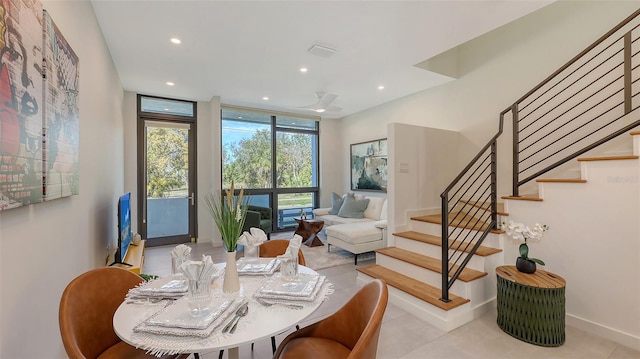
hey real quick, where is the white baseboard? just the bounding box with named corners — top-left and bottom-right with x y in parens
top-left (566, 314), bottom-right (640, 351)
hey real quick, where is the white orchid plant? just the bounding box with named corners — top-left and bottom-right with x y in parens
top-left (204, 181), bottom-right (248, 252)
top-left (500, 221), bottom-right (549, 265)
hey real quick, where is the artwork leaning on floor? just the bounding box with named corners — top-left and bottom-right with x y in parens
top-left (351, 138), bottom-right (387, 192)
top-left (0, 0), bottom-right (79, 211)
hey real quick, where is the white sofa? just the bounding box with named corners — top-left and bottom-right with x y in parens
top-left (312, 194), bottom-right (387, 264)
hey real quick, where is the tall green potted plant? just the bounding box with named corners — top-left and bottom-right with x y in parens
top-left (204, 181), bottom-right (247, 292)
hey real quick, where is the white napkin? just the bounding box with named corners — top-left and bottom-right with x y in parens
top-left (285, 234), bottom-right (302, 259)
top-left (238, 227), bottom-right (268, 247)
top-left (179, 255), bottom-right (218, 281)
top-left (171, 244), bottom-right (191, 262)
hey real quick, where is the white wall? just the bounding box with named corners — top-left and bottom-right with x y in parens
top-left (198, 97), bottom-right (221, 246)
top-left (123, 92), bottom-right (138, 233)
top-left (317, 118), bottom-right (343, 207)
top-left (503, 156), bottom-right (640, 349)
top-left (387, 123), bottom-right (460, 236)
top-left (340, 0), bottom-right (640, 197)
top-left (0, 1), bottom-right (124, 357)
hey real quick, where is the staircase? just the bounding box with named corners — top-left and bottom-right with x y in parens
top-left (357, 8), bottom-right (640, 334)
top-left (357, 206), bottom-right (506, 331)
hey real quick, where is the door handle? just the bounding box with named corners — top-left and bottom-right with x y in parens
top-left (188, 193), bottom-right (195, 206)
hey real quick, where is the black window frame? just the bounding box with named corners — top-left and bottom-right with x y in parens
top-left (220, 106), bottom-right (320, 232)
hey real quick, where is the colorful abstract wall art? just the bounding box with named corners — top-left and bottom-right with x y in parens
top-left (0, 0), bottom-right (79, 211)
top-left (43, 10), bottom-right (79, 201)
top-left (0, 0), bottom-right (44, 210)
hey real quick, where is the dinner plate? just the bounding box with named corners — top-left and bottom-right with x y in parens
top-left (237, 257), bottom-right (279, 275)
top-left (137, 278), bottom-right (188, 294)
top-left (259, 273), bottom-right (320, 297)
top-left (147, 297), bottom-right (235, 330)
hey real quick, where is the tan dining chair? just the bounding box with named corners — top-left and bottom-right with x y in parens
top-left (258, 239), bottom-right (306, 266)
top-left (273, 279), bottom-right (389, 359)
top-left (59, 266), bottom-right (189, 359)
top-left (244, 239), bottom-right (307, 354)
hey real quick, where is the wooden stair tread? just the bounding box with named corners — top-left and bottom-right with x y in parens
top-left (501, 195), bottom-right (543, 201)
top-left (357, 264), bottom-right (470, 311)
top-left (394, 231), bottom-right (502, 257)
top-left (459, 199), bottom-right (508, 216)
top-left (411, 212), bottom-right (503, 234)
top-left (577, 155), bottom-right (639, 161)
top-left (535, 178), bottom-right (587, 183)
top-left (376, 247), bottom-right (488, 282)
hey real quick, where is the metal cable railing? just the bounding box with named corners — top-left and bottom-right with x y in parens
top-left (439, 108), bottom-right (505, 302)
top-left (513, 9), bottom-right (640, 194)
top-left (438, 9), bottom-right (640, 302)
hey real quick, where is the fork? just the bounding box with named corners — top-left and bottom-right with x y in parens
top-left (255, 297), bottom-right (303, 310)
top-left (223, 302), bottom-right (249, 333)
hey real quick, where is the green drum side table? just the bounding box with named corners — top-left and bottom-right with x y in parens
top-left (496, 265), bottom-right (566, 347)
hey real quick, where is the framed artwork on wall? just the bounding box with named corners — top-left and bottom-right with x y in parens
top-left (0, 0), bottom-right (44, 211)
top-left (350, 138), bottom-right (387, 192)
top-left (0, 1), bottom-right (79, 211)
top-left (43, 10), bottom-right (80, 201)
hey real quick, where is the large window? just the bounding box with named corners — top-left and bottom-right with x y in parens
top-left (221, 107), bottom-right (319, 230)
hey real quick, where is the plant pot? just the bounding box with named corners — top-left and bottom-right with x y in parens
top-left (516, 257), bottom-right (537, 274)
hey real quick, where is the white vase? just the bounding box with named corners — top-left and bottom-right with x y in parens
top-left (223, 251), bottom-right (240, 293)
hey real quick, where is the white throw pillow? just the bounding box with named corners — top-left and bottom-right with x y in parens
top-left (363, 196), bottom-right (386, 220)
top-left (379, 200), bottom-right (388, 220)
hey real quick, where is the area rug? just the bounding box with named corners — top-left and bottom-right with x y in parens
top-left (271, 232), bottom-right (376, 270)
top-left (302, 245), bottom-right (376, 270)
top-left (300, 243), bottom-right (376, 270)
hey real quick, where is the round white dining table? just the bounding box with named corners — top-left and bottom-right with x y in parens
top-left (113, 263), bottom-right (326, 359)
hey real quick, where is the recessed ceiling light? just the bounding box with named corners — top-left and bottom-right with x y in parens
top-left (314, 109), bottom-right (325, 113)
top-left (170, 38), bottom-right (181, 44)
top-left (166, 82), bottom-right (175, 86)
top-left (238, 116), bottom-right (243, 119)
top-left (262, 96), bottom-right (269, 101)
top-left (378, 85), bottom-right (385, 90)
top-left (299, 67), bottom-right (308, 73)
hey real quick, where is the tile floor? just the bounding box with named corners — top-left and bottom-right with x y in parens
top-left (143, 239), bottom-right (639, 359)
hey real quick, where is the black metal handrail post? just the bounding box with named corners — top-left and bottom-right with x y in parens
top-left (491, 140), bottom-right (498, 225)
top-left (440, 193), bottom-right (450, 302)
top-left (511, 104), bottom-right (519, 197)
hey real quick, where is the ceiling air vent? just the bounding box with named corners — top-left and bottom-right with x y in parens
top-left (307, 43), bottom-right (336, 58)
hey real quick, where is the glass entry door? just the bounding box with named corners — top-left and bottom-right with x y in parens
top-left (140, 120), bottom-right (196, 246)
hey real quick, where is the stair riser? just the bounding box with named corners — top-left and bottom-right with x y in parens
top-left (409, 220), bottom-right (504, 248)
top-left (394, 236), bottom-right (487, 271)
top-left (450, 203), bottom-right (509, 222)
top-left (377, 253), bottom-right (497, 306)
top-left (376, 254), bottom-right (483, 299)
top-left (356, 273), bottom-right (476, 332)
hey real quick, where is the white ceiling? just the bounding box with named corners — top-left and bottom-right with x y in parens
top-left (91, 0), bottom-right (553, 119)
